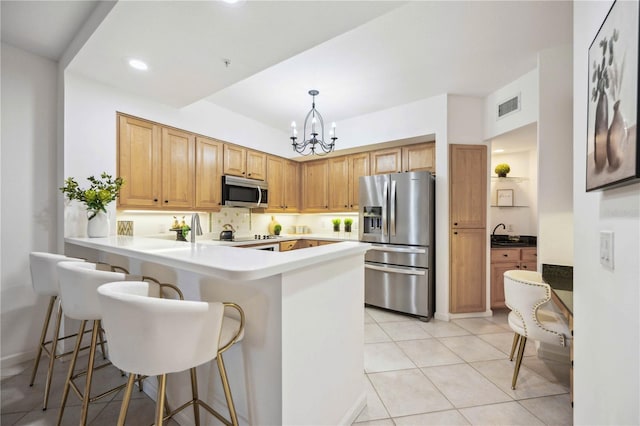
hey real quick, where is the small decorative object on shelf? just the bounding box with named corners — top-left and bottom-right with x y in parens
top-left (494, 163), bottom-right (511, 178)
top-left (344, 218), bottom-right (353, 233)
top-left (60, 172), bottom-right (124, 238)
top-left (274, 224), bottom-right (282, 236)
top-left (332, 218), bottom-right (341, 232)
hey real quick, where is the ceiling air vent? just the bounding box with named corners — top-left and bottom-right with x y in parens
top-left (497, 94), bottom-right (521, 119)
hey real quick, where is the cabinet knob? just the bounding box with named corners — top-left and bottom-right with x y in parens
top-left (453, 231), bottom-right (458, 235)
top-left (164, 200), bottom-right (168, 204)
top-left (242, 172), bottom-right (245, 175)
top-left (153, 198), bottom-right (158, 202)
top-left (344, 204), bottom-right (348, 208)
top-left (454, 222), bottom-right (458, 226)
top-left (503, 254), bottom-right (508, 257)
top-left (516, 265), bottom-right (521, 268)
top-left (248, 173), bottom-right (252, 176)
top-left (218, 202), bottom-right (221, 205)
top-left (522, 265), bottom-right (528, 269)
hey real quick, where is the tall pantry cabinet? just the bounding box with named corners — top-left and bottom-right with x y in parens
top-left (449, 144), bottom-right (487, 313)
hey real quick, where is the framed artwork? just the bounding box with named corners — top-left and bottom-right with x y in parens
top-left (497, 189), bottom-right (514, 207)
top-left (586, 0), bottom-right (639, 191)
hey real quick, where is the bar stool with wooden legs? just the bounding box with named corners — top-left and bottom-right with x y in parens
top-left (55, 261), bottom-right (142, 426)
top-left (28, 252), bottom-right (85, 410)
top-left (97, 280), bottom-right (245, 426)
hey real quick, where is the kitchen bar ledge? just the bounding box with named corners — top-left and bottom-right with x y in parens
top-left (64, 236), bottom-right (370, 426)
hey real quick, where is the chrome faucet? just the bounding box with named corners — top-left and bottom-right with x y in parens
top-left (492, 223), bottom-right (506, 238)
top-left (190, 213), bottom-right (203, 243)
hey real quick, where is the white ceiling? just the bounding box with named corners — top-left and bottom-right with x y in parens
top-left (1, 0), bottom-right (572, 147)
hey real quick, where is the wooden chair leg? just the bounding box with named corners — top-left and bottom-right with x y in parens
top-left (217, 354), bottom-right (239, 426)
top-left (511, 336), bottom-right (527, 390)
top-left (117, 373), bottom-right (136, 426)
top-left (79, 320), bottom-right (100, 426)
top-left (57, 320), bottom-right (86, 426)
top-left (156, 374), bottom-right (167, 426)
top-left (29, 296), bottom-right (57, 387)
top-left (509, 333), bottom-right (520, 361)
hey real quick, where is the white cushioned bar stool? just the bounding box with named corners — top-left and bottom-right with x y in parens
top-left (55, 261), bottom-right (140, 426)
top-left (28, 252), bottom-right (85, 410)
top-left (504, 269), bottom-right (572, 390)
top-left (97, 280), bottom-right (245, 426)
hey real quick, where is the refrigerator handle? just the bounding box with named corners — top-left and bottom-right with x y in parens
top-left (390, 180), bottom-right (397, 236)
top-left (365, 264), bottom-right (426, 276)
top-left (382, 181), bottom-right (388, 236)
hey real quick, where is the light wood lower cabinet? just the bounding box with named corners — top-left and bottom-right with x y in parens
top-left (490, 247), bottom-right (538, 308)
top-left (278, 239), bottom-right (332, 252)
top-left (450, 228), bottom-right (486, 313)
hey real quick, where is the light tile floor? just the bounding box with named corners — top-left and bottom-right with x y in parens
top-left (1, 308), bottom-right (572, 425)
top-left (355, 307), bottom-right (572, 426)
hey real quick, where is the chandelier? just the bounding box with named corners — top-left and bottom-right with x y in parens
top-left (290, 90), bottom-right (337, 156)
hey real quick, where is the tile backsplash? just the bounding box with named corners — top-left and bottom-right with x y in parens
top-left (116, 208), bottom-right (359, 239)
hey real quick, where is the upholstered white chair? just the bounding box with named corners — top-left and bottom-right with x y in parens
top-left (97, 280), bottom-right (245, 426)
top-left (28, 252), bottom-right (85, 410)
top-left (504, 269), bottom-right (572, 390)
top-left (55, 261), bottom-right (136, 426)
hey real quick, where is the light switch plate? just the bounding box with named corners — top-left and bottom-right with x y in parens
top-left (600, 231), bottom-right (614, 270)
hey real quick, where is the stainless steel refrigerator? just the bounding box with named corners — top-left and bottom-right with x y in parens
top-left (359, 171), bottom-right (435, 320)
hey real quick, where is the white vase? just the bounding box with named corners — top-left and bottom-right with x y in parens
top-left (87, 210), bottom-right (109, 238)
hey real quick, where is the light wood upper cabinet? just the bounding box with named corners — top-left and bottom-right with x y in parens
top-left (161, 127), bottom-right (195, 208)
top-left (223, 145), bottom-right (266, 180)
top-left (302, 160), bottom-right (329, 212)
top-left (329, 156), bottom-right (350, 211)
top-left (195, 137), bottom-right (223, 210)
top-left (266, 156), bottom-right (298, 212)
top-left (349, 153), bottom-right (370, 211)
top-left (282, 160), bottom-right (300, 212)
top-left (118, 115), bottom-right (162, 208)
top-left (370, 148), bottom-right (402, 175)
top-left (246, 149), bottom-right (267, 180)
top-left (449, 144), bottom-right (487, 229)
top-left (402, 143), bottom-right (435, 173)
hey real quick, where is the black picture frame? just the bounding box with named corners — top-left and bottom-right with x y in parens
top-left (586, 0), bottom-right (640, 191)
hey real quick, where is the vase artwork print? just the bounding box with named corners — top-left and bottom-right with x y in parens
top-left (586, 0), bottom-right (640, 191)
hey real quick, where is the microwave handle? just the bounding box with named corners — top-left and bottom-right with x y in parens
top-left (257, 185), bottom-right (262, 207)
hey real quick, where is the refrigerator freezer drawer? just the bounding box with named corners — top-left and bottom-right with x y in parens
top-left (365, 244), bottom-right (430, 268)
top-left (364, 262), bottom-right (433, 319)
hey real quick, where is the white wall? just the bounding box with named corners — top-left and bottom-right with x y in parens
top-left (573, 2), bottom-right (640, 424)
top-left (490, 151), bottom-right (537, 237)
top-left (537, 44), bottom-right (574, 267)
top-left (484, 69), bottom-right (538, 140)
top-left (1, 43), bottom-right (59, 364)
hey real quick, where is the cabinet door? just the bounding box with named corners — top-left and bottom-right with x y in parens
top-left (223, 144), bottom-right (246, 177)
top-left (328, 156), bottom-right (350, 211)
top-left (295, 240), bottom-right (318, 250)
top-left (118, 115), bottom-right (162, 208)
top-left (520, 248), bottom-right (538, 263)
top-left (402, 143), bottom-right (435, 173)
top-left (279, 241), bottom-right (297, 252)
top-left (283, 160), bottom-right (300, 212)
top-left (449, 144), bottom-right (487, 229)
top-left (195, 137), bottom-right (223, 209)
top-left (246, 149), bottom-right (266, 180)
top-left (450, 228), bottom-right (486, 313)
top-left (162, 127), bottom-right (195, 208)
top-left (302, 160), bottom-right (329, 212)
top-left (349, 153), bottom-right (370, 211)
top-left (491, 261), bottom-right (519, 309)
top-left (266, 156), bottom-right (284, 211)
top-left (520, 262), bottom-right (537, 272)
top-left (370, 148), bottom-right (401, 175)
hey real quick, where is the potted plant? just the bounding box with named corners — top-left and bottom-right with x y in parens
top-left (60, 172), bottom-right (124, 237)
top-left (344, 218), bottom-right (353, 233)
top-left (332, 218), bottom-right (341, 232)
top-left (274, 224), bottom-right (282, 236)
top-left (494, 163), bottom-right (511, 178)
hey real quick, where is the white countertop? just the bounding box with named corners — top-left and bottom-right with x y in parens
top-left (65, 235), bottom-right (369, 281)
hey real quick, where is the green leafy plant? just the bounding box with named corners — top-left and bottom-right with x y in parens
top-left (332, 218), bottom-right (342, 226)
top-left (494, 163), bottom-right (511, 177)
top-left (60, 172), bottom-right (124, 220)
top-left (343, 218), bottom-right (353, 226)
top-left (274, 224), bottom-right (282, 235)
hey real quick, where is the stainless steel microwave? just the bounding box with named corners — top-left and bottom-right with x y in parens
top-left (222, 175), bottom-right (268, 208)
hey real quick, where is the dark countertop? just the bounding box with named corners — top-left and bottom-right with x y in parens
top-left (490, 234), bottom-right (537, 248)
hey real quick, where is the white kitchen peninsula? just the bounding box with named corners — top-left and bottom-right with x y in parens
top-left (65, 236), bottom-right (370, 426)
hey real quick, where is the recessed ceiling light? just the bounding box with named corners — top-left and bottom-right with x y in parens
top-left (494, 149), bottom-right (505, 153)
top-left (128, 59), bottom-right (148, 71)
top-left (221, 0), bottom-right (246, 5)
